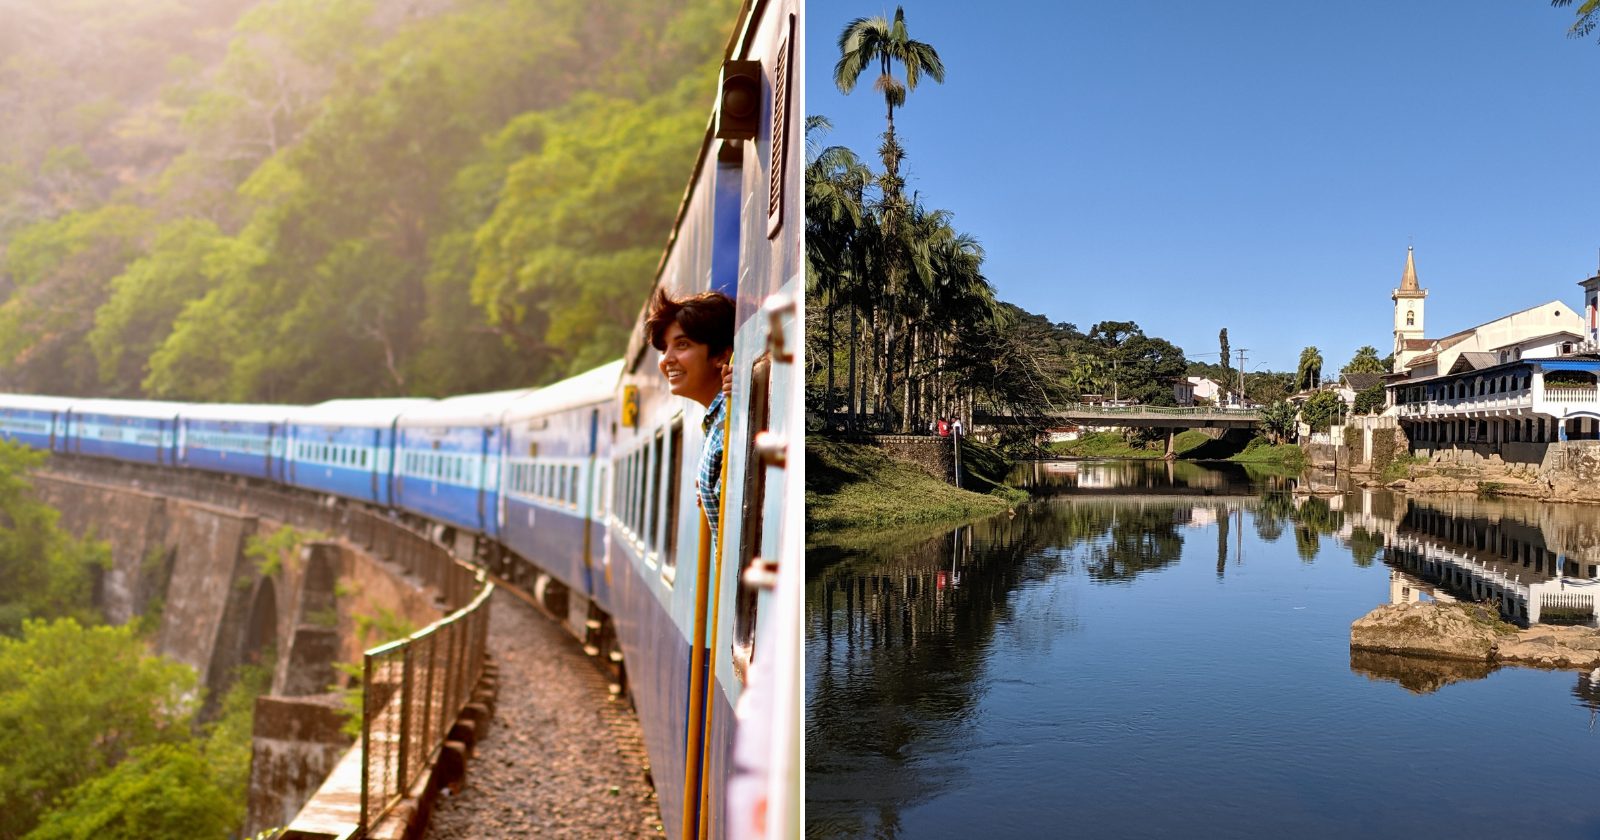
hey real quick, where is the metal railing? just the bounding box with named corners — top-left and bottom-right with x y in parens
top-left (360, 561), bottom-right (492, 828)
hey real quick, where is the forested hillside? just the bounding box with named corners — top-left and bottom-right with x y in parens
top-left (0, 0), bottom-right (737, 401)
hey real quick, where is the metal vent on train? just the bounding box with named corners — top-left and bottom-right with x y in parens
top-left (716, 59), bottom-right (760, 141)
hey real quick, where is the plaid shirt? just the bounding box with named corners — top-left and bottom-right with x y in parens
top-left (697, 392), bottom-right (727, 545)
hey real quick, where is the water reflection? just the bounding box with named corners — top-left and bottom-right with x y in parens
top-left (1349, 649), bottom-right (1496, 694)
top-left (807, 460), bottom-right (1600, 839)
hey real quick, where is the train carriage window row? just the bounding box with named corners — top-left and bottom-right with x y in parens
top-left (505, 457), bottom-right (582, 509)
top-left (610, 421), bottom-right (685, 566)
top-left (298, 441), bottom-right (371, 468)
top-left (401, 450), bottom-right (482, 483)
top-left (187, 431), bottom-right (270, 455)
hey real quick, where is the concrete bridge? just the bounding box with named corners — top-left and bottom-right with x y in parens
top-left (982, 404), bottom-right (1262, 430)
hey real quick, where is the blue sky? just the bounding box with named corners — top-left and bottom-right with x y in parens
top-left (806, 1), bottom-right (1600, 374)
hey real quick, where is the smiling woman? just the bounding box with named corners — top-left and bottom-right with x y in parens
top-left (646, 289), bottom-right (736, 547)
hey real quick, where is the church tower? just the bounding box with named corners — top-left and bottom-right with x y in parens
top-left (1392, 246), bottom-right (1427, 372)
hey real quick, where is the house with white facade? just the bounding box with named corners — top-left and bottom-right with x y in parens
top-left (1384, 249), bottom-right (1600, 448)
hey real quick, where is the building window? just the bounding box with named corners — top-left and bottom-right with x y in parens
top-left (1406, 310), bottom-right (1415, 326)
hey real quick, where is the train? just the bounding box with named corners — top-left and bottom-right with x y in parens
top-left (0, 0), bottom-right (802, 837)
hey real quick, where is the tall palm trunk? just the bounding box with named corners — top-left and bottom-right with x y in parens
top-left (847, 307), bottom-right (859, 431)
top-left (825, 287), bottom-right (837, 426)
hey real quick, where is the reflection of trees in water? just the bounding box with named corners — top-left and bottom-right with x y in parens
top-left (1255, 491), bottom-right (1293, 543)
top-left (1082, 503), bottom-right (1185, 582)
top-left (1348, 527), bottom-right (1384, 567)
top-left (806, 510), bottom-right (1087, 837)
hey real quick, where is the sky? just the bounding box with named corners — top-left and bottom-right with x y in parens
top-left (805, 0), bottom-right (1600, 375)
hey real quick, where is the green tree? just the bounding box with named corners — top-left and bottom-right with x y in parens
top-left (1353, 383), bottom-right (1386, 415)
top-left (1301, 389), bottom-right (1342, 432)
top-left (1296, 346), bottom-right (1324, 392)
top-left (1342, 345), bottom-right (1386, 375)
top-left (1219, 328), bottom-right (1231, 375)
top-left (24, 744), bottom-right (237, 840)
top-left (1259, 400), bottom-right (1297, 444)
top-left (0, 441), bottom-right (109, 634)
top-left (0, 619), bottom-right (198, 838)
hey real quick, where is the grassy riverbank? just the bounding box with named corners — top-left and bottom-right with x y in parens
top-left (1047, 430), bottom-right (1307, 470)
top-left (1227, 437), bottom-right (1307, 470)
top-left (806, 439), bottom-right (1019, 532)
top-left (1048, 430), bottom-right (1215, 459)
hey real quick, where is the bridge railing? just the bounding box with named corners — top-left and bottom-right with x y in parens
top-left (1055, 403), bottom-right (1262, 417)
top-left (360, 556), bottom-right (492, 829)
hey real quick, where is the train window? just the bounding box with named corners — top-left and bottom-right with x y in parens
top-left (630, 448), bottom-right (643, 534)
top-left (568, 464), bottom-right (579, 507)
top-left (612, 459), bottom-right (624, 521)
top-left (647, 431), bottom-right (663, 550)
top-left (633, 454), bottom-right (643, 531)
top-left (663, 419), bottom-right (683, 574)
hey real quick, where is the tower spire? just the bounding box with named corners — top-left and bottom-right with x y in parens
top-left (1400, 245), bottom-right (1419, 292)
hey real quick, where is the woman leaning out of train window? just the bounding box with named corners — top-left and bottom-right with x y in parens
top-left (647, 288), bottom-right (736, 547)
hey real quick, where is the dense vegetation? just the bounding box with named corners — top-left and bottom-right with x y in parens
top-left (0, 0), bottom-right (738, 401)
top-left (0, 441), bottom-right (268, 838)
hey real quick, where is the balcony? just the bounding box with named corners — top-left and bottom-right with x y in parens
top-left (1542, 387), bottom-right (1599, 404)
top-left (1395, 389), bottom-right (1533, 419)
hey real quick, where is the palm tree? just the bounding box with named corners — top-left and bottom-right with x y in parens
top-left (1553, 0), bottom-right (1600, 41)
top-left (1297, 346), bottom-right (1323, 392)
top-left (835, 9), bottom-right (945, 431)
top-left (806, 116), bottom-right (873, 427)
top-left (833, 6), bottom-right (945, 194)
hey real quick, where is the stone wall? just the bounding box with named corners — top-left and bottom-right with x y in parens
top-left (848, 434), bottom-right (955, 482)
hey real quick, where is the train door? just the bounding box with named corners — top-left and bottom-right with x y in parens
top-left (476, 427), bottom-right (490, 533)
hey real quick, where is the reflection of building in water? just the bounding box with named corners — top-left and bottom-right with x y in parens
top-left (1385, 502), bottom-right (1600, 625)
top-left (1388, 569), bottom-right (1456, 606)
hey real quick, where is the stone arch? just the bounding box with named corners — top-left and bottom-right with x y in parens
top-left (242, 577), bottom-right (279, 670)
top-left (275, 542), bottom-right (342, 696)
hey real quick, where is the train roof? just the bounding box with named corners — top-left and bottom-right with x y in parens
top-left (292, 398), bottom-right (436, 428)
top-left (0, 394), bottom-right (77, 412)
top-left (396, 389), bottom-right (538, 429)
top-left (68, 398), bottom-right (190, 419)
top-left (504, 360), bottom-right (623, 421)
top-left (179, 403), bottom-right (301, 423)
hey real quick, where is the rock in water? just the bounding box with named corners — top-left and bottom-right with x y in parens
top-left (1349, 602), bottom-right (1513, 662)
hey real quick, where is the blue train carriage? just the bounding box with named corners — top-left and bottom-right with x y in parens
top-left (498, 360), bottom-right (623, 633)
top-left (0, 394), bottom-right (76, 453)
top-left (393, 389), bottom-right (534, 544)
top-left (606, 0), bottom-right (802, 833)
top-left (286, 398), bottom-right (434, 506)
top-left (64, 399), bottom-right (188, 466)
top-left (178, 403), bottom-right (297, 483)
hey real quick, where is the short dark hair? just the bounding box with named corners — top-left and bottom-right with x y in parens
top-left (646, 288), bottom-right (735, 356)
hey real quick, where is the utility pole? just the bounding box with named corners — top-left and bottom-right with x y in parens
top-left (1236, 349), bottom-right (1248, 405)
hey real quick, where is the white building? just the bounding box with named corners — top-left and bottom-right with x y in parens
top-left (1385, 250), bottom-right (1600, 446)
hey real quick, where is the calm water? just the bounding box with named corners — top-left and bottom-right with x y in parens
top-left (806, 460), bottom-right (1600, 839)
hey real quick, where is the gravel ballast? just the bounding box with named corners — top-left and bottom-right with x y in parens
top-left (426, 588), bottom-right (662, 838)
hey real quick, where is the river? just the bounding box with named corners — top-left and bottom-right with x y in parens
top-left (805, 459), bottom-right (1600, 839)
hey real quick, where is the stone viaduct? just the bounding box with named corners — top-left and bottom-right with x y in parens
top-left (33, 460), bottom-right (455, 835)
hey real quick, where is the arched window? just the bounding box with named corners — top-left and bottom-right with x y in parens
top-left (1406, 310), bottom-right (1415, 326)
